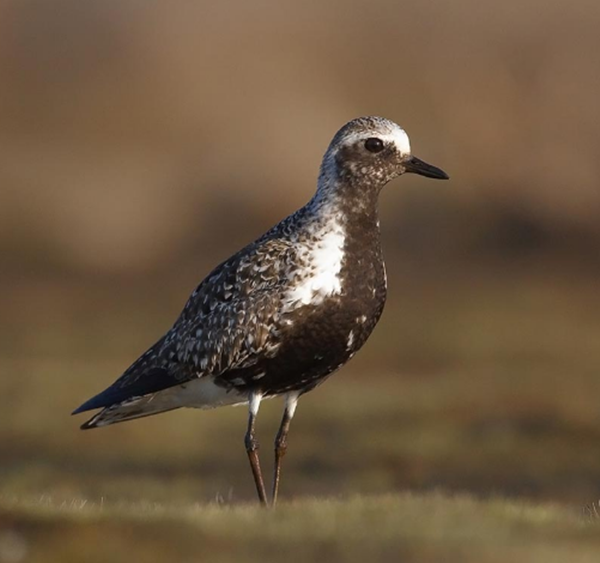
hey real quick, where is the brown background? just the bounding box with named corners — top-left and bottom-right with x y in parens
top-left (1, 0), bottom-right (600, 511)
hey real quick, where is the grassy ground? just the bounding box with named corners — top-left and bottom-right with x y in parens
top-left (2, 264), bottom-right (600, 560)
top-left (1, 492), bottom-right (600, 563)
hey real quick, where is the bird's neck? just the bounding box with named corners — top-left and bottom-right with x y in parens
top-left (302, 170), bottom-right (387, 310)
top-left (306, 171), bottom-right (382, 235)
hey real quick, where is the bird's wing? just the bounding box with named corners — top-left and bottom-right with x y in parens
top-left (170, 237), bottom-right (296, 376)
top-left (73, 237), bottom-right (296, 413)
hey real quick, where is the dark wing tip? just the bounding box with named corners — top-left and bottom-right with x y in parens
top-left (72, 400), bottom-right (104, 430)
top-left (72, 394), bottom-right (106, 415)
top-left (72, 367), bottom-right (180, 416)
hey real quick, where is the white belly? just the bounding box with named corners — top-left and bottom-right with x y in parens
top-left (157, 377), bottom-right (248, 409)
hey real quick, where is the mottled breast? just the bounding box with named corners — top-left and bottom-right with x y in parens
top-left (238, 213), bottom-right (387, 395)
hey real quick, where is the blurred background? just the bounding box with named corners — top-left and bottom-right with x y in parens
top-left (1, 0), bottom-right (600, 510)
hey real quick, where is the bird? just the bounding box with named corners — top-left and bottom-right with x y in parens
top-left (73, 116), bottom-right (449, 506)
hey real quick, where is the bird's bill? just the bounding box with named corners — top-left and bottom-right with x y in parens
top-left (403, 155), bottom-right (449, 180)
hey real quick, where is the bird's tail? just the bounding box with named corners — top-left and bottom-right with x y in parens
top-left (80, 395), bottom-right (179, 429)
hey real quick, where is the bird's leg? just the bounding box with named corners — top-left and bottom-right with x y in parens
top-left (272, 392), bottom-right (300, 506)
top-left (245, 392), bottom-right (268, 506)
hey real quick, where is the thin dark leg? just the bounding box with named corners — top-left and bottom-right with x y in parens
top-left (272, 392), bottom-right (299, 506)
top-left (245, 394), bottom-right (268, 506)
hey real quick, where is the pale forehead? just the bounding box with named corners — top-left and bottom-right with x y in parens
top-left (342, 122), bottom-right (411, 156)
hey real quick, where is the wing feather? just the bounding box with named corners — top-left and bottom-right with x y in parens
top-left (171, 238), bottom-right (295, 377)
top-left (74, 237), bottom-right (297, 413)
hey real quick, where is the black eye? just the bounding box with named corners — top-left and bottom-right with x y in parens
top-left (364, 137), bottom-right (384, 153)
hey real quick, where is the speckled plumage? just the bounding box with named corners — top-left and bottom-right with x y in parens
top-left (74, 116), bottom-right (448, 503)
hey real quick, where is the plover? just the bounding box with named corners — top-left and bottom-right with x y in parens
top-left (73, 116), bottom-right (449, 505)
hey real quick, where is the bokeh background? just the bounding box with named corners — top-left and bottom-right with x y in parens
top-left (2, 0), bottom-right (600, 521)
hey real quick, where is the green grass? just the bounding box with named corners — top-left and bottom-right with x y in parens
top-left (1, 493), bottom-right (599, 563)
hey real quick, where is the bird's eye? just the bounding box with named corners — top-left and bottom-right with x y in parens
top-left (364, 137), bottom-right (385, 153)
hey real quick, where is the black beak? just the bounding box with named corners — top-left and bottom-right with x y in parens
top-left (403, 155), bottom-right (449, 180)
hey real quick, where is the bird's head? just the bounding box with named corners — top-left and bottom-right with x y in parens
top-left (320, 116), bottom-right (449, 192)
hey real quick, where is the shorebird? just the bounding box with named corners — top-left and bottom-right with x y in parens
top-left (73, 116), bottom-right (449, 505)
